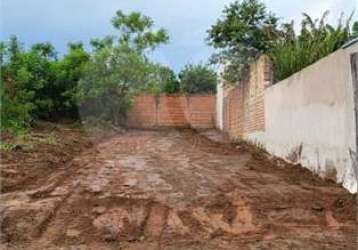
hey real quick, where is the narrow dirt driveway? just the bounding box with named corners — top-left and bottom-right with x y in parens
top-left (1, 129), bottom-right (357, 250)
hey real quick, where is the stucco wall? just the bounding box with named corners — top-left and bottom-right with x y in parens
top-left (264, 44), bottom-right (358, 193)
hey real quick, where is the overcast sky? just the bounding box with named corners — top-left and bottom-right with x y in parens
top-left (1, 0), bottom-right (357, 72)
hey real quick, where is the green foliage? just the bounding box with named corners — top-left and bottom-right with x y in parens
top-left (1, 10), bottom-right (172, 131)
top-left (0, 141), bottom-right (16, 151)
top-left (77, 45), bottom-right (158, 125)
top-left (208, 1), bottom-right (355, 83)
top-left (76, 10), bottom-right (170, 125)
top-left (31, 42), bottom-right (57, 59)
top-left (53, 42), bottom-right (90, 117)
top-left (159, 67), bottom-right (180, 94)
top-left (207, 0), bottom-right (279, 82)
top-left (1, 36), bottom-right (37, 132)
top-left (111, 10), bottom-right (169, 53)
top-left (178, 64), bottom-right (217, 94)
top-left (270, 12), bottom-right (354, 81)
top-left (90, 36), bottom-right (114, 51)
top-left (0, 36), bottom-right (89, 132)
top-left (1, 9), bottom-right (222, 132)
top-left (0, 85), bottom-right (34, 132)
top-left (142, 65), bottom-right (180, 95)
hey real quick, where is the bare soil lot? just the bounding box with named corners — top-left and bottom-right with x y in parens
top-left (1, 125), bottom-right (357, 249)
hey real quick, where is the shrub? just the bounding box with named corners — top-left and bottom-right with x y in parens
top-left (270, 12), bottom-right (354, 82)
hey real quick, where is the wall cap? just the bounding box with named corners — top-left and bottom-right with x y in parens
top-left (342, 38), bottom-right (358, 49)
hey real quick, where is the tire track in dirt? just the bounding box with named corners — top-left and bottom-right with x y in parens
top-left (1, 129), bottom-right (357, 250)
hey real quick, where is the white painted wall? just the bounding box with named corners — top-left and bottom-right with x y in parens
top-left (263, 43), bottom-right (358, 193)
top-left (216, 70), bottom-right (225, 130)
top-left (216, 82), bottom-right (224, 130)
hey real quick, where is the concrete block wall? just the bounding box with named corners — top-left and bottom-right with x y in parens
top-left (127, 94), bottom-right (215, 129)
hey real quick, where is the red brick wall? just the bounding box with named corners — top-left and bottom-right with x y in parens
top-left (158, 95), bottom-right (188, 127)
top-left (222, 55), bottom-right (272, 140)
top-left (127, 95), bottom-right (215, 129)
top-left (126, 95), bottom-right (158, 127)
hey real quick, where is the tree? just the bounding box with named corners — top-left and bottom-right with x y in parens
top-left (90, 36), bottom-right (114, 52)
top-left (178, 64), bottom-right (217, 94)
top-left (207, 0), bottom-right (278, 82)
top-left (31, 42), bottom-right (57, 59)
top-left (77, 10), bottom-right (170, 125)
top-left (111, 10), bottom-right (169, 53)
top-left (78, 46), bottom-right (160, 124)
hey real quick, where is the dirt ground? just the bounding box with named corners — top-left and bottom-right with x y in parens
top-left (1, 124), bottom-right (357, 250)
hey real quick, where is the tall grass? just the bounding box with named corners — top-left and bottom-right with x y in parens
top-left (270, 12), bottom-right (354, 82)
